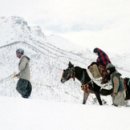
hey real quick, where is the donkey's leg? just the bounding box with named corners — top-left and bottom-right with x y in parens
top-left (82, 92), bottom-right (89, 104)
top-left (95, 92), bottom-right (102, 105)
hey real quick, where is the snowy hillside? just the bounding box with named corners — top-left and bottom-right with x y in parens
top-left (0, 16), bottom-right (96, 104)
top-left (46, 34), bottom-right (80, 51)
top-left (0, 16), bottom-right (130, 105)
top-left (1, 16), bottom-right (130, 130)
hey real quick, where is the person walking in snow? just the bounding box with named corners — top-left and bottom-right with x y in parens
top-left (106, 63), bottom-right (126, 106)
top-left (14, 48), bottom-right (32, 98)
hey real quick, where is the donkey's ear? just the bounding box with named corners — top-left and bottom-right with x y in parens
top-left (68, 61), bottom-right (74, 68)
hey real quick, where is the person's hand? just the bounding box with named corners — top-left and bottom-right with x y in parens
top-left (13, 72), bottom-right (19, 78)
top-left (112, 92), bottom-right (117, 97)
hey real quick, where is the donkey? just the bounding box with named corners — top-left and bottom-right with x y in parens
top-left (61, 62), bottom-right (113, 105)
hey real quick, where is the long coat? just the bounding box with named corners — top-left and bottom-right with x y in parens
top-left (17, 55), bottom-right (30, 81)
top-left (111, 72), bottom-right (126, 106)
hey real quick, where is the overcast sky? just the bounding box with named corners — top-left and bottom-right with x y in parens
top-left (0, 0), bottom-right (130, 53)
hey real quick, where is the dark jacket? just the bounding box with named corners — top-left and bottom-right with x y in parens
top-left (94, 48), bottom-right (111, 67)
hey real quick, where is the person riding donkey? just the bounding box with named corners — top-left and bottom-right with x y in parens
top-left (88, 48), bottom-right (111, 83)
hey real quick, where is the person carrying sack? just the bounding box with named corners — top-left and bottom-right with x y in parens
top-left (88, 48), bottom-right (111, 83)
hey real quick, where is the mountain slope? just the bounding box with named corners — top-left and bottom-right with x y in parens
top-left (0, 16), bottom-right (95, 103)
top-left (0, 16), bottom-right (130, 105)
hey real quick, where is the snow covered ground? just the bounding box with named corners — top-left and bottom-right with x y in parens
top-left (0, 16), bottom-right (130, 130)
top-left (0, 96), bottom-right (130, 130)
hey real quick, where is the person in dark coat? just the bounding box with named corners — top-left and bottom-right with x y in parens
top-left (14, 48), bottom-right (32, 98)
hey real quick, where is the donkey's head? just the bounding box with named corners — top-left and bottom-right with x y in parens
top-left (61, 61), bottom-right (75, 83)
